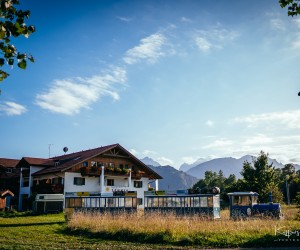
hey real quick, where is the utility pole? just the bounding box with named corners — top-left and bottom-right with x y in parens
top-left (48, 144), bottom-right (54, 158)
top-left (286, 175), bottom-right (290, 205)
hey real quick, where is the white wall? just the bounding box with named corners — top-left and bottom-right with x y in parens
top-left (19, 166), bottom-right (45, 211)
top-left (64, 172), bottom-right (100, 193)
top-left (133, 178), bottom-right (148, 199)
top-left (107, 177), bottom-right (128, 188)
top-left (20, 166), bottom-right (43, 195)
top-left (64, 172), bottom-right (150, 208)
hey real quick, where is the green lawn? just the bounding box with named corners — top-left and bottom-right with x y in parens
top-left (0, 213), bottom-right (164, 250)
top-left (0, 208), bottom-right (299, 249)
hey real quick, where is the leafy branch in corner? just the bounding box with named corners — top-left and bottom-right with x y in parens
top-left (0, 0), bottom-right (35, 84)
top-left (279, 0), bottom-right (300, 16)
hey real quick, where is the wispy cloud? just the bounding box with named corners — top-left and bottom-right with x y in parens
top-left (129, 149), bottom-right (138, 155)
top-left (243, 134), bottom-right (273, 145)
top-left (35, 31), bottom-right (171, 115)
top-left (195, 37), bottom-right (212, 52)
top-left (181, 156), bottom-right (197, 164)
top-left (294, 17), bottom-right (300, 28)
top-left (142, 149), bottom-right (156, 156)
top-left (123, 33), bottom-right (167, 64)
top-left (270, 18), bottom-right (286, 31)
top-left (181, 16), bottom-right (192, 23)
top-left (292, 33), bottom-right (300, 49)
top-left (35, 66), bottom-right (126, 115)
top-left (193, 27), bottom-right (239, 52)
top-left (0, 101), bottom-right (27, 116)
top-left (157, 156), bottom-right (174, 166)
top-left (117, 16), bottom-right (133, 22)
top-left (233, 109), bottom-right (300, 129)
top-left (205, 120), bottom-right (214, 127)
top-left (202, 138), bottom-right (233, 149)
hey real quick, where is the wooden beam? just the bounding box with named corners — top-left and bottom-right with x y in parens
top-left (102, 154), bottom-right (130, 159)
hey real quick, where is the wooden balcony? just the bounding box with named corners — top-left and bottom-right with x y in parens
top-left (131, 171), bottom-right (145, 180)
top-left (32, 183), bottom-right (64, 194)
top-left (105, 168), bottom-right (130, 177)
top-left (80, 167), bottom-right (101, 176)
top-left (80, 167), bottom-right (130, 177)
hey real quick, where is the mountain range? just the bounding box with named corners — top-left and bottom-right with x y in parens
top-left (179, 157), bottom-right (213, 172)
top-left (140, 155), bottom-right (300, 190)
top-left (186, 155), bottom-right (286, 179)
top-left (147, 165), bottom-right (198, 191)
top-left (140, 157), bottom-right (161, 167)
top-left (140, 157), bottom-right (198, 190)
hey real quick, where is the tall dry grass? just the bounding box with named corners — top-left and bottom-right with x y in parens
top-left (67, 206), bottom-right (300, 247)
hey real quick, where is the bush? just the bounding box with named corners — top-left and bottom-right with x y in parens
top-left (295, 192), bottom-right (300, 205)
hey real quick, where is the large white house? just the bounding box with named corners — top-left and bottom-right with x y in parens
top-left (17, 144), bottom-right (162, 211)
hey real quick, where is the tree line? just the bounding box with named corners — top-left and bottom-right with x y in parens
top-left (192, 151), bottom-right (300, 205)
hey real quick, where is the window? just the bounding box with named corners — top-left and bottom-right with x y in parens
top-left (83, 161), bottom-right (88, 167)
top-left (134, 181), bottom-right (143, 188)
top-left (74, 177), bottom-right (85, 186)
top-left (5, 168), bottom-right (12, 173)
top-left (107, 162), bottom-right (115, 168)
top-left (91, 161), bottom-right (97, 167)
top-left (124, 164), bottom-right (129, 169)
top-left (119, 164), bottom-right (123, 169)
top-left (107, 179), bottom-right (114, 186)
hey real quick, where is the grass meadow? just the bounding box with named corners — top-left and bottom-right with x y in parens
top-left (0, 206), bottom-right (299, 249)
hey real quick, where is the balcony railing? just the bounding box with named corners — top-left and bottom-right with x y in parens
top-left (80, 167), bottom-right (131, 177)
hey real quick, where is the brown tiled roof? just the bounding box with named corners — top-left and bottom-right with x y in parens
top-left (15, 157), bottom-right (54, 170)
top-left (0, 158), bottom-right (19, 168)
top-left (32, 143), bottom-right (162, 179)
top-left (0, 189), bottom-right (14, 197)
top-left (22, 157), bottom-right (54, 166)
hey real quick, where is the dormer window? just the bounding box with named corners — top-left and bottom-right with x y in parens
top-left (5, 168), bottom-right (12, 173)
top-left (107, 162), bottom-right (115, 168)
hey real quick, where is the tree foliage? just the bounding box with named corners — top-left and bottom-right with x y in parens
top-left (240, 151), bottom-right (283, 202)
top-left (192, 170), bottom-right (237, 204)
top-left (0, 0), bottom-right (35, 83)
top-left (279, 163), bottom-right (300, 204)
top-left (279, 0), bottom-right (300, 16)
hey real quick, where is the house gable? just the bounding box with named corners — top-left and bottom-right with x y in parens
top-left (32, 144), bottom-right (162, 180)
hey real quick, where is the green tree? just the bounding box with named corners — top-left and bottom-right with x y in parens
top-left (279, 164), bottom-right (300, 204)
top-left (192, 170), bottom-right (237, 204)
top-left (279, 0), bottom-right (300, 16)
top-left (0, 0), bottom-right (35, 84)
top-left (217, 170), bottom-right (226, 188)
top-left (204, 170), bottom-right (218, 188)
top-left (240, 151), bottom-right (283, 202)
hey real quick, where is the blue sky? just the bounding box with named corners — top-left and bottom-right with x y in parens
top-left (1, 0), bottom-right (300, 169)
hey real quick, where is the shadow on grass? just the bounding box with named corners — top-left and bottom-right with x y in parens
top-left (61, 227), bottom-right (300, 248)
top-left (0, 221), bottom-right (65, 228)
top-left (243, 233), bottom-right (300, 248)
top-left (62, 228), bottom-right (172, 245)
top-left (0, 211), bottom-right (35, 218)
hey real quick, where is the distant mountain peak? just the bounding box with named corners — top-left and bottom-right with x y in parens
top-left (149, 165), bottom-right (198, 190)
top-left (179, 157), bottom-right (213, 172)
top-left (140, 156), bottom-right (161, 166)
top-left (186, 155), bottom-right (285, 179)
